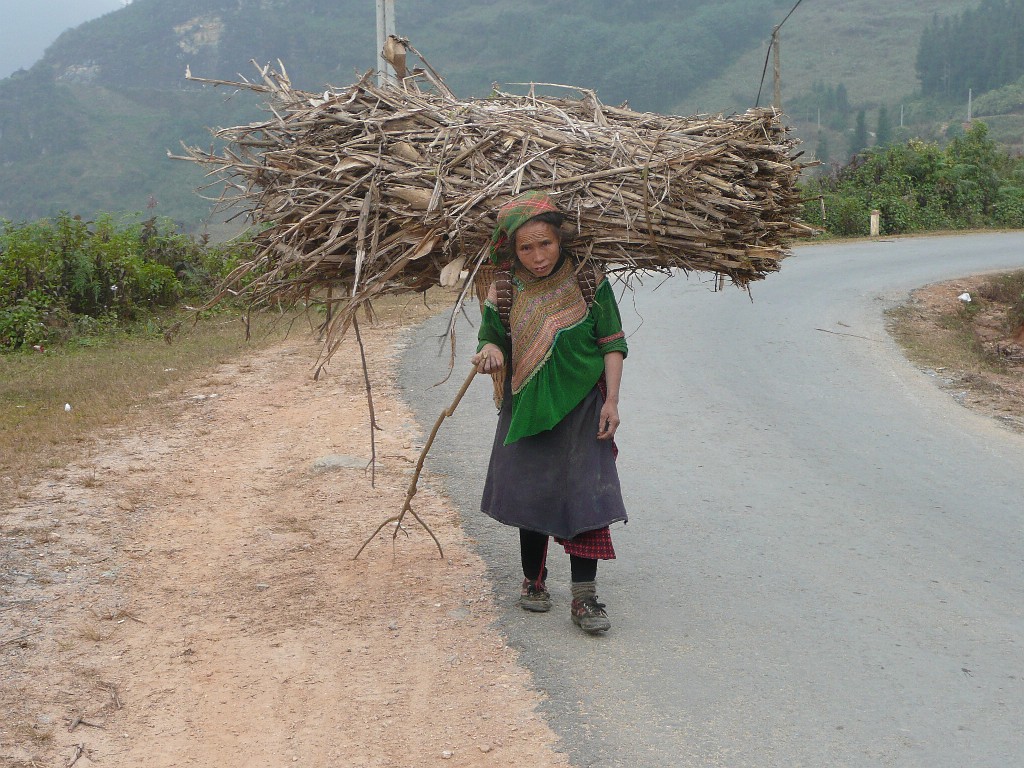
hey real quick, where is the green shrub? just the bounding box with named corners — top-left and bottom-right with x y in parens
top-left (993, 186), bottom-right (1024, 228)
top-left (800, 123), bottom-right (1024, 237)
top-left (0, 212), bottom-right (251, 350)
top-left (0, 290), bottom-right (51, 349)
top-left (823, 194), bottom-right (871, 237)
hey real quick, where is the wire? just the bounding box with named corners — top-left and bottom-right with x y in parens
top-left (754, 0), bottom-right (807, 108)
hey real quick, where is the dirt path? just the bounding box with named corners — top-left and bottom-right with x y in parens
top-left (1, 312), bottom-right (570, 767)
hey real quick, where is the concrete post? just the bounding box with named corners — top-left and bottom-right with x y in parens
top-left (870, 209), bottom-right (881, 237)
top-left (375, 0), bottom-right (396, 86)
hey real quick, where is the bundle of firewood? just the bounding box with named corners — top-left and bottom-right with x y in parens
top-left (177, 45), bottom-right (813, 363)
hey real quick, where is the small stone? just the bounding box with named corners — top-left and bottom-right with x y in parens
top-left (479, 744), bottom-right (492, 753)
top-left (255, 583), bottom-right (270, 591)
top-left (311, 455), bottom-right (369, 472)
top-left (441, 750), bottom-right (454, 759)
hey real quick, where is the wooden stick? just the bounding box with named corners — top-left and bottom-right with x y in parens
top-left (352, 315), bottom-right (380, 487)
top-left (354, 366), bottom-right (478, 559)
top-left (67, 744), bottom-right (89, 768)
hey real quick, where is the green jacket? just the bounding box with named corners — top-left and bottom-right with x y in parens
top-left (477, 275), bottom-right (627, 444)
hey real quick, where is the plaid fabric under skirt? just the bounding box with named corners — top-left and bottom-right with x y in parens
top-left (556, 526), bottom-right (616, 560)
top-left (481, 376), bottom-right (627, 544)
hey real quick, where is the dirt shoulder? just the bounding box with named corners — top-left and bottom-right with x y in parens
top-left (886, 272), bottom-right (1024, 433)
top-left (1, 306), bottom-right (570, 767)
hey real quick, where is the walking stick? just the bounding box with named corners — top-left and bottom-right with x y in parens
top-left (354, 366), bottom-right (479, 559)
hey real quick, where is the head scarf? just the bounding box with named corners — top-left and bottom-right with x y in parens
top-left (488, 191), bottom-right (562, 264)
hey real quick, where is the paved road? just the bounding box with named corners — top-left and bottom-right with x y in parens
top-left (398, 234), bottom-right (1024, 767)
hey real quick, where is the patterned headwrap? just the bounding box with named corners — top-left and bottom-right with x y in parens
top-left (488, 191), bottom-right (562, 264)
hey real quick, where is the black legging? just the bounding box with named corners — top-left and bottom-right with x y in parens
top-left (520, 528), bottom-right (597, 584)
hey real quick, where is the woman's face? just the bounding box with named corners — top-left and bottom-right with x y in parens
top-left (514, 220), bottom-right (561, 277)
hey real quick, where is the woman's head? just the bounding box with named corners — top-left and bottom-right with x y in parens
top-left (512, 217), bottom-right (562, 277)
top-left (489, 191), bottom-right (566, 270)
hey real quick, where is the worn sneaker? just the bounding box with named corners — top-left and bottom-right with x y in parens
top-left (519, 578), bottom-right (552, 612)
top-left (571, 596), bottom-right (611, 634)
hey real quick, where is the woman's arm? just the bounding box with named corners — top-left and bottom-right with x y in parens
top-left (474, 280), bottom-right (509, 373)
top-left (598, 351), bottom-right (624, 440)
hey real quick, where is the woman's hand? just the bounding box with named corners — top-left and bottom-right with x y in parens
top-left (598, 350), bottom-right (623, 440)
top-left (597, 400), bottom-right (620, 440)
top-left (472, 344), bottom-right (505, 374)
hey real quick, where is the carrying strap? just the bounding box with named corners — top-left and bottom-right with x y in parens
top-left (494, 261), bottom-right (597, 333)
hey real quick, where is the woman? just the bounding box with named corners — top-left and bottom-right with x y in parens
top-left (472, 190), bottom-right (628, 635)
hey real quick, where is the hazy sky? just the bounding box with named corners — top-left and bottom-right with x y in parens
top-left (0, 0), bottom-right (126, 79)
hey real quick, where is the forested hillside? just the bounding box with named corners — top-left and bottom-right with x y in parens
top-left (0, 0), bottom-right (1007, 228)
top-left (917, 0), bottom-right (1024, 98)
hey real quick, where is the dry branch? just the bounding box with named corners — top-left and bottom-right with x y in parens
top-left (176, 42), bottom-right (813, 372)
top-left (176, 43), bottom-right (812, 557)
top-left (353, 366), bottom-right (478, 560)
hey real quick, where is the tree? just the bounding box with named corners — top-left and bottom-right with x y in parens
top-left (916, 0), bottom-right (1024, 98)
top-left (835, 82), bottom-right (850, 116)
top-left (816, 132), bottom-right (830, 164)
top-left (875, 105), bottom-right (893, 147)
top-left (849, 109), bottom-right (869, 158)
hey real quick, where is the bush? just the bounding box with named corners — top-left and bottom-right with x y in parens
top-left (800, 123), bottom-right (1024, 237)
top-left (992, 185), bottom-right (1024, 227)
top-left (823, 194), bottom-right (872, 236)
top-left (0, 213), bottom-right (250, 350)
top-left (0, 290), bottom-right (50, 349)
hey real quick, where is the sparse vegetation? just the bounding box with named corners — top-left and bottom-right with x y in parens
top-left (974, 270), bottom-right (1024, 330)
top-left (77, 623), bottom-right (111, 643)
top-left (0, 309), bottom-right (294, 501)
top-left (888, 270), bottom-right (1024, 379)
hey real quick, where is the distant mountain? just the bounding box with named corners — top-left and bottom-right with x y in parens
top-left (675, 0), bottom-right (979, 114)
top-left (0, 0), bottom-right (124, 79)
top-left (0, 0), bottom-right (989, 227)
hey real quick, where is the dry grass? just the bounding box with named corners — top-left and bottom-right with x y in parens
top-left (888, 302), bottom-right (994, 373)
top-left (181, 48), bottom-right (811, 372)
top-left (887, 270), bottom-right (1024, 376)
top-left (0, 290), bottom-right (443, 508)
top-left (89, 605), bottom-right (141, 623)
top-left (9, 719), bottom-right (54, 746)
top-left (974, 271), bottom-right (1024, 331)
top-left (0, 311), bottom-right (295, 502)
top-left (76, 623), bottom-right (111, 643)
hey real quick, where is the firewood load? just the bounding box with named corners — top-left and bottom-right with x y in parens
top-left (177, 42), bottom-right (814, 367)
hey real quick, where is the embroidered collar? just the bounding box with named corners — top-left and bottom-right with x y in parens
top-left (509, 256), bottom-right (587, 395)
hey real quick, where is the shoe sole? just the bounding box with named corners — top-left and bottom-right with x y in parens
top-left (519, 597), bottom-right (552, 613)
top-left (572, 614), bottom-right (611, 633)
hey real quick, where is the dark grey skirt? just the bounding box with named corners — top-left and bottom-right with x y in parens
top-left (480, 375), bottom-right (628, 540)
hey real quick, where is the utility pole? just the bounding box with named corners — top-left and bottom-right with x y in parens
top-left (968, 88), bottom-right (973, 121)
top-left (375, 0), bottom-right (397, 86)
top-left (772, 25), bottom-right (782, 111)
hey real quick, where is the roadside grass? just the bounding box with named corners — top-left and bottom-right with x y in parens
top-left (973, 271), bottom-right (1024, 331)
top-left (888, 302), bottom-right (982, 372)
top-left (887, 270), bottom-right (1024, 374)
top-left (0, 309), bottom-right (302, 501)
top-left (0, 289), bottom-right (452, 505)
